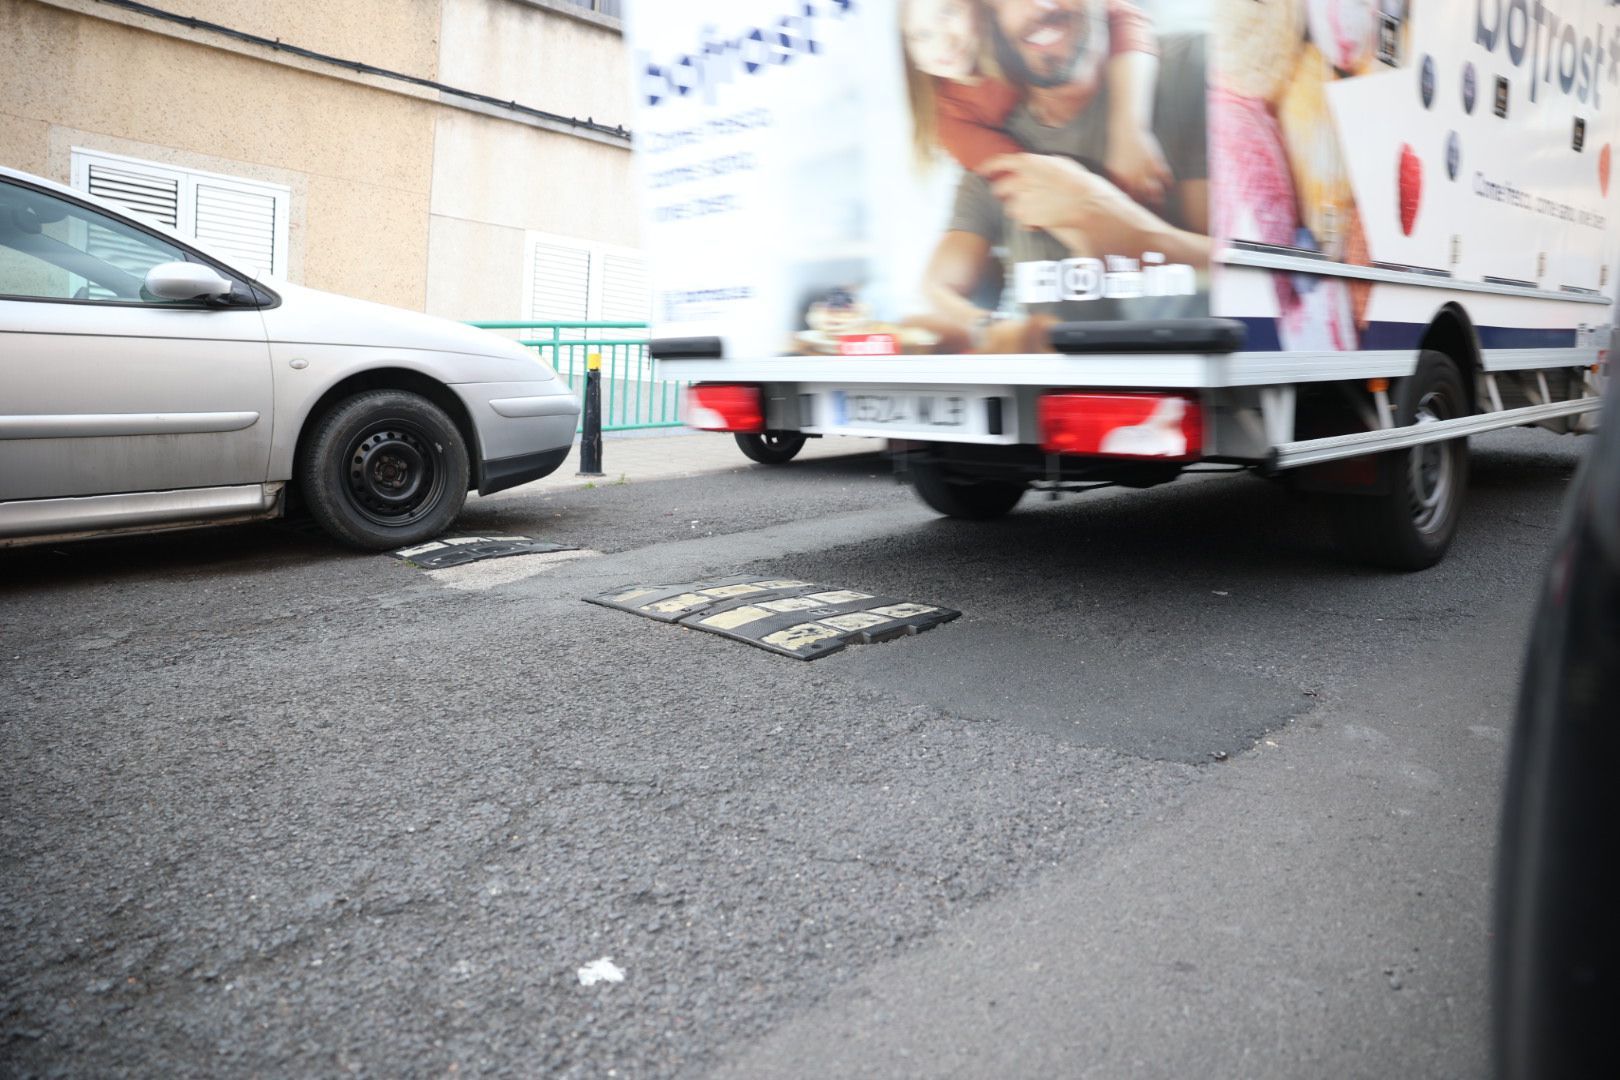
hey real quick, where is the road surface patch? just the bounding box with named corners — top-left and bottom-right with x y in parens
top-left (388, 535), bottom-right (577, 569)
top-left (427, 549), bottom-right (600, 592)
top-left (586, 576), bottom-right (959, 660)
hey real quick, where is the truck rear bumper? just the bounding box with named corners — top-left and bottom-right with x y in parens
top-left (667, 351), bottom-right (1603, 470)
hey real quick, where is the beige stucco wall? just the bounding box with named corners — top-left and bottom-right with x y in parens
top-left (423, 214), bottom-right (526, 320)
top-left (423, 108), bottom-right (637, 320)
top-left (438, 0), bottom-right (631, 131)
top-left (133, 0), bottom-right (444, 80)
top-left (1, 0), bottom-right (439, 308)
top-left (1, 0), bottom-right (637, 316)
top-left (428, 110), bottom-right (634, 242)
top-left (424, 0), bottom-right (638, 321)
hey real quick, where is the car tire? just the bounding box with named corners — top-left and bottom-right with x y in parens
top-left (910, 457), bottom-right (1025, 520)
top-left (299, 390), bottom-right (470, 550)
top-left (735, 431), bottom-right (807, 465)
top-left (1327, 351), bottom-right (1470, 570)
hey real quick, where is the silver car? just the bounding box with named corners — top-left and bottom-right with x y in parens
top-left (0, 166), bottom-right (579, 550)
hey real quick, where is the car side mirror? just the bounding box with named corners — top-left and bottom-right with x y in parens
top-left (144, 261), bottom-right (235, 302)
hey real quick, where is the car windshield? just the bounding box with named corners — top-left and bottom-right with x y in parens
top-left (0, 180), bottom-right (192, 302)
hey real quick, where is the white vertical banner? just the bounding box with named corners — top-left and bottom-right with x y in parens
top-left (625, 1), bottom-right (915, 358)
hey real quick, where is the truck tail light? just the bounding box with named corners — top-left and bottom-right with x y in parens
top-left (685, 384), bottom-right (764, 433)
top-left (1038, 392), bottom-right (1203, 460)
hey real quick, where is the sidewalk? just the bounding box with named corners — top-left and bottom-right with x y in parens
top-left (479, 429), bottom-right (888, 501)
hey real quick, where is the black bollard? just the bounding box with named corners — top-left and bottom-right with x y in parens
top-left (578, 351), bottom-right (604, 476)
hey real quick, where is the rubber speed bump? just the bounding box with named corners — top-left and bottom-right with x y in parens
top-left (389, 535), bottom-right (577, 569)
top-left (585, 576), bottom-right (959, 660)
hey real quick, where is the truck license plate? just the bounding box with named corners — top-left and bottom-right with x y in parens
top-left (835, 391), bottom-right (967, 429)
top-left (805, 385), bottom-right (1015, 442)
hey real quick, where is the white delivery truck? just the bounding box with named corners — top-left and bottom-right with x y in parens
top-left (625, 0), bottom-right (1617, 568)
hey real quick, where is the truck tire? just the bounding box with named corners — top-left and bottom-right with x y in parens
top-left (910, 458), bottom-right (1025, 520)
top-left (1328, 351), bottom-right (1470, 570)
top-left (735, 431), bottom-right (807, 465)
top-left (299, 390), bottom-right (470, 550)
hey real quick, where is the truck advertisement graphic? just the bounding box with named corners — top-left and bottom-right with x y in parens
top-left (630, 0), bottom-right (1615, 571)
top-left (1214, 0), bottom-right (1619, 353)
top-left (630, 0), bottom-right (1617, 358)
top-left (627, 0), bottom-right (1212, 359)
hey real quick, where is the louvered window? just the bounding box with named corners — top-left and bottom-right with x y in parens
top-left (70, 148), bottom-right (290, 278)
top-left (523, 232), bottom-right (649, 330)
top-left (84, 164), bottom-right (179, 227)
top-left (598, 253), bottom-right (649, 323)
top-left (193, 183), bottom-right (279, 274)
top-left (528, 240), bottom-right (592, 322)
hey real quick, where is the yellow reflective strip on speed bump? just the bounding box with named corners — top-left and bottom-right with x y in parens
top-left (819, 611), bottom-right (891, 632)
top-left (751, 579), bottom-right (812, 589)
top-left (869, 603), bottom-right (939, 619)
top-left (759, 596), bottom-right (829, 613)
top-left (699, 605), bottom-right (774, 630)
top-left (761, 623), bottom-right (842, 651)
top-left (699, 584), bottom-right (768, 598)
top-left (609, 588), bottom-right (657, 604)
top-left (807, 590), bottom-right (873, 604)
top-left (645, 593), bottom-right (712, 614)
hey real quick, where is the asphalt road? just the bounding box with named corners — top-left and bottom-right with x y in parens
top-left (0, 429), bottom-right (1582, 1078)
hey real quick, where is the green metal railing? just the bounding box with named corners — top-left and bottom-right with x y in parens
top-left (467, 320), bottom-right (683, 432)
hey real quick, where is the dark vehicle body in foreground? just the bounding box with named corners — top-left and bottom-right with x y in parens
top-left (1493, 382), bottom-right (1619, 1079)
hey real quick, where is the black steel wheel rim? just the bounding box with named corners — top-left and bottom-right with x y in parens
top-left (1407, 388), bottom-right (1458, 536)
top-left (342, 419), bottom-right (445, 527)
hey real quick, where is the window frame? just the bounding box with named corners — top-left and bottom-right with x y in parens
top-left (568, 0), bottom-right (622, 19)
top-left (521, 230), bottom-right (648, 325)
top-left (70, 147), bottom-right (291, 280)
top-left (522, 0), bottom-right (622, 31)
top-left (0, 175), bottom-right (279, 310)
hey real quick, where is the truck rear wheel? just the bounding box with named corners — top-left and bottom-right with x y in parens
top-left (910, 458), bottom-right (1025, 520)
top-left (735, 431), bottom-right (807, 465)
top-left (1328, 351), bottom-right (1470, 570)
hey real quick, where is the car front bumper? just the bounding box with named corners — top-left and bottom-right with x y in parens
top-left (450, 380), bottom-right (581, 495)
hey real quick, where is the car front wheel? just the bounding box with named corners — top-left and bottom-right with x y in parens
top-left (299, 390), bottom-right (470, 550)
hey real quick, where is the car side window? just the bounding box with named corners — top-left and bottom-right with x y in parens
top-left (0, 179), bottom-right (195, 303)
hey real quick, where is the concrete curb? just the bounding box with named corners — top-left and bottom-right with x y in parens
top-left (477, 431), bottom-right (888, 501)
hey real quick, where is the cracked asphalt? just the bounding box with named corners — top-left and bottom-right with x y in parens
top-left (0, 428), bottom-right (1584, 1077)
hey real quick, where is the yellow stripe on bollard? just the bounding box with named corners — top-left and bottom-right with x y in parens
top-left (588, 352), bottom-right (602, 372)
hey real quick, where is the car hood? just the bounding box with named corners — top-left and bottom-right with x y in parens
top-left (257, 280), bottom-right (537, 363)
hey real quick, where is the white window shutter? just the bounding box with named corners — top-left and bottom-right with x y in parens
top-left (598, 252), bottom-right (649, 323)
top-left (194, 182), bottom-right (278, 275)
top-left (522, 233), bottom-right (648, 331)
top-left (70, 148), bottom-right (289, 280)
top-left (84, 162), bottom-right (180, 228)
top-left (77, 163), bottom-right (182, 297)
top-left (529, 241), bottom-right (592, 322)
